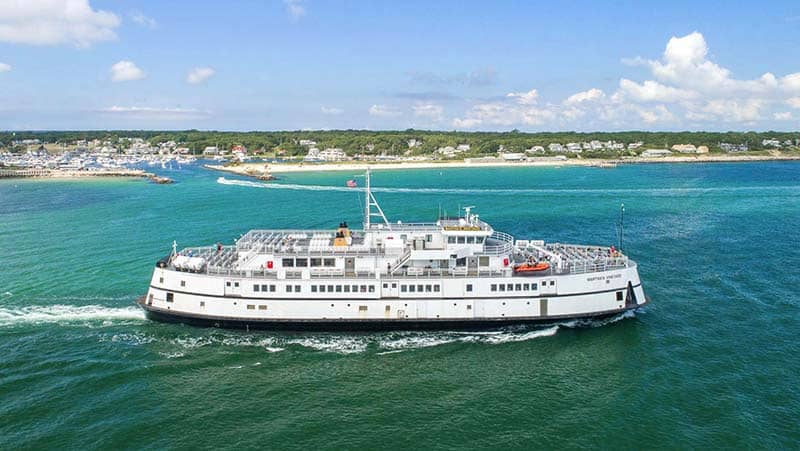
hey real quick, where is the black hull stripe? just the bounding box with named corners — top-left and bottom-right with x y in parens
top-left (148, 283), bottom-right (642, 302)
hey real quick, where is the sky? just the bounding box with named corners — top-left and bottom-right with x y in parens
top-left (0, 0), bottom-right (799, 131)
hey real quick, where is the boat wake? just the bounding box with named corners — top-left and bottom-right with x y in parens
top-left (0, 304), bottom-right (146, 327)
top-left (217, 176), bottom-right (800, 196)
top-left (101, 311), bottom-right (636, 357)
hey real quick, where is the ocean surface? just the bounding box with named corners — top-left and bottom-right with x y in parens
top-left (1, 162), bottom-right (798, 449)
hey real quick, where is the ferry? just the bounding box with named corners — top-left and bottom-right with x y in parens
top-left (137, 170), bottom-right (647, 330)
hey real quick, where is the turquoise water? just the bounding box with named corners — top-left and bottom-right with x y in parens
top-left (1, 162), bottom-right (799, 449)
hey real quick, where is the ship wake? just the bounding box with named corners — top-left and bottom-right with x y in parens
top-left (0, 304), bottom-right (146, 327)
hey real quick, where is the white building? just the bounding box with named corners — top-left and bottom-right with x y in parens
top-left (548, 143), bottom-right (564, 153)
top-left (762, 139), bottom-right (781, 147)
top-left (525, 146), bottom-right (545, 154)
top-left (627, 142), bottom-right (644, 150)
top-left (203, 146), bottom-right (219, 155)
top-left (566, 143), bottom-right (582, 153)
top-left (319, 148), bottom-right (347, 161)
top-left (641, 149), bottom-right (672, 158)
top-left (671, 144), bottom-right (698, 153)
top-left (407, 139), bottom-right (422, 148)
top-left (299, 140), bottom-right (317, 147)
top-left (304, 148), bottom-right (324, 162)
top-left (456, 144), bottom-right (471, 152)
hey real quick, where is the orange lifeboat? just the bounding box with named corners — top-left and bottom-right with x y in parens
top-left (513, 262), bottom-right (550, 274)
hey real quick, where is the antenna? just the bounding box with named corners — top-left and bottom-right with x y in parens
top-left (617, 203), bottom-right (625, 252)
top-left (363, 168), bottom-right (390, 230)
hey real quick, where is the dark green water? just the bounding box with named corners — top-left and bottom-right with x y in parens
top-left (1, 162), bottom-right (798, 449)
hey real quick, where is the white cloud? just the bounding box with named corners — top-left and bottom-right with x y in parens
top-left (130, 11), bottom-right (157, 29)
top-left (617, 79), bottom-right (697, 102)
top-left (412, 104), bottom-right (444, 121)
top-left (110, 60), bottom-right (145, 82)
top-left (100, 105), bottom-right (209, 120)
top-left (0, 0), bottom-right (120, 47)
top-left (321, 106), bottom-right (344, 115)
top-left (564, 88), bottom-right (605, 104)
top-left (187, 67), bottom-right (215, 84)
top-left (506, 89), bottom-right (539, 105)
top-left (787, 98), bottom-right (800, 109)
top-left (701, 99), bottom-right (763, 122)
top-left (774, 111), bottom-right (793, 120)
top-left (0, 62), bottom-right (10, 72)
top-left (369, 104), bottom-right (402, 117)
top-left (638, 105), bottom-right (674, 124)
top-left (284, 0), bottom-right (305, 20)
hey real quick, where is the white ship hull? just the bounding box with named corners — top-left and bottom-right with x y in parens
top-left (138, 264), bottom-right (647, 330)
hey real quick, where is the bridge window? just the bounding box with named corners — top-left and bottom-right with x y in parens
top-left (448, 236), bottom-right (456, 243)
top-left (467, 236), bottom-right (475, 244)
top-left (323, 258), bottom-right (336, 267)
top-left (457, 236), bottom-right (465, 244)
top-left (476, 237), bottom-right (485, 244)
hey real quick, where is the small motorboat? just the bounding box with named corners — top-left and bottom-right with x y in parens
top-left (346, 179), bottom-right (357, 188)
top-left (513, 262), bottom-right (550, 274)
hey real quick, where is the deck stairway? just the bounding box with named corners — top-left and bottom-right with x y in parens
top-left (388, 248), bottom-right (412, 274)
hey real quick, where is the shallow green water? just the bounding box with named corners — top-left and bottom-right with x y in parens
top-left (1, 162), bottom-right (799, 449)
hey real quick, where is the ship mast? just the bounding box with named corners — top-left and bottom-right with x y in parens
top-left (363, 168), bottom-right (390, 230)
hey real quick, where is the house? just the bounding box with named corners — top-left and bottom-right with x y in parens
top-left (435, 146), bottom-right (459, 158)
top-left (299, 139), bottom-right (317, 147)
top-left (456, 144), bottom-right (470, 152)
top-left (303, 148), bottom-right (324, 162)
top-left (697, 146), bottom-right (709, 153)
top-left (719, 143), bottom-right (748, 152)
top-left (500, 152), bottom-right (525, 161)
top-left (203, 146), bottom-right (219, 155)
top-left (762, 139), bottom-right (781, 147)
top-left (566, 143), bottom-right (582, 153)
top-left (641, 149), bottom-right (672, 157)
top-left (525, 146), bottom-right (545, 154)
top-left (407, 139), bottom-right (421, 148)
top-left (231, 145), bottom-right (247, 154)
top-left (671, 144), bottom-right (698, 153)
top-left (627, 141), bottom-right (644, 150)
top-left (319, 148), bottom-right (347, 161)
top-left (548, 143), bottom-right (564, 152)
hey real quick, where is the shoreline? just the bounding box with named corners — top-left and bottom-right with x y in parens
top-left (0, 168), bottom-right (172, 183)
top-left (205, 153), bottom-right (800, 176)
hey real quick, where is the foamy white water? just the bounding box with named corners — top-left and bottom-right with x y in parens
top-left (0, 304), bottom-right (146, 326)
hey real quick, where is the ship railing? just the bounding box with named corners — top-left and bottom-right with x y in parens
top-left (564, 258), bottom-right (629, 275)
top-left (481, 231), bottom-right (515, 255)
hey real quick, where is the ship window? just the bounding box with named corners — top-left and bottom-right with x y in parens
top-left (295, 285), bottom-right (301, 292)
top-left (531, 283), bottom-right (538, 290)
top-left (479, 257), bottom-right (489, 266)
top-left (323, 258), bottom-right (335, 267)
top-left (200, 301), bottom-right (205, 307)
top-left (286, 285), bottom-right (293, 292)
top-left (359, 305), bottom-right (368, 312)
top-left (311, 285), bottom-right (317, 292)
top-left (310, 258), bottom-right (322, 267)
top-left (434, 285), bottom-right (440, 292)
top-left (507, 284), bottom-right (513, 291)
top-left (457, 236), bottom-right (465, 244)
top-left (369, 285), bottom-right (375, 293)
top-left (515, 284), bottom-right (522, 291)
top-left (448, 236), bottom-right (456, 243)
top-left (234, 282), bottom-right (239, 288)
top-left (159, 277), bottom-right (164, 283)
top-left (401, 285), bottom-right (407, 292)
top-left (180, 280), bottom-right (185, 287)
top-left (476, 237), bottom-right (484, 244)
top-left (392, 283), bottom-right (397, 288)
top-left (550, 281), bottom-right (555, 286)
top-left (467, 305), bottom-right (472, 310)
top-left (385, 305), bottom-right (391, 312)
top-left (383, 283), bottom-right (388, 288)
top-left (360, 285), bottom-right (367, 293)
top-left (417, 285), bottom-right (424, 292)
top-left (295, 258), bottom-right (308, 267)
top-left (270, 285), bottom-right (276, 292)
top-left (499, 284), bottom-right (505, 292)
top-left (282, 258), bottom-right (294, 267)
top-left (247, 304), bottom-right (255, 310)
top-left (409, 285), bottom-right (416, 292)
top-left (352, 285), bottom-right (358, 292)
top-left (523, 284), bottom-right (529, 290)
top-left (166, 293), bottom-right (174, 302)
top-left (261, 284), bottom-right (268, 292)
top-left (319, 285), bottom-right (325, 292)
top-left (491, 284), bottom-right (497, 292)
top-left (226, 281), bottom-right (231, 287)
top-left (254, 284), bottom-right (260, 292)
top-left (328, 285), bottom-right (334, 292)
top-left (259, 305), bottom-right (267, 310)
top-left (336, 285), bottom-right (342, 293)
top-left (344, 285), bottom-right (350, 292)
top-left (466, 284), bottom-right (473, 292)
top-left (425, 285), bottom-right (432, 292)
top-left (401, 234), bottom-right (407, 241)
top-left (616, 291), bottom-right (624, 301)
top-left (426, 234), bottom-right (432, 242)
top-left (467, 236), bottom-right (475, 244)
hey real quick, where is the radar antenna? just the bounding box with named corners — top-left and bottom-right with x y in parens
top-left (364, 168), bottom-right (390, 230)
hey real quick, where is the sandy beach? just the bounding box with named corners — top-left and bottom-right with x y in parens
top-left (204, 153), bottom-right (800, 177)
